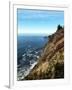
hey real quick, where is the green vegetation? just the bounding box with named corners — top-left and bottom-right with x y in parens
top-left (24, 25), bottom-right (64, 80)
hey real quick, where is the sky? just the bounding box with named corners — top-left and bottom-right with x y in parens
top-left (17, 9), bottom-right (64, 36)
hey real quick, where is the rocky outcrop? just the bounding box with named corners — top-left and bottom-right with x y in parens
top-left (24, 26), bottom-right (64, 80)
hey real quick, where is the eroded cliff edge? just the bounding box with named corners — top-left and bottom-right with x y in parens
top-left (24, 26), bottom-right (64, 80)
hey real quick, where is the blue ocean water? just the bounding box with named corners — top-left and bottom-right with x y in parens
top-left (17, 35), bottom-right (48, 80)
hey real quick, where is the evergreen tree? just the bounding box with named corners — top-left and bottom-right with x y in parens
top-left (57, 25), bottom-right (63, 30)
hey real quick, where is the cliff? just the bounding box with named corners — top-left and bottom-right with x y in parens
top-left (24, 26), bottom-right (64, 80)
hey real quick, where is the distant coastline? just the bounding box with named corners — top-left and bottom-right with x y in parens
top-left (24, 25), bottom-right (64, 80)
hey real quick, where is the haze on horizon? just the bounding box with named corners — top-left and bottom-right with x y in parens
top-left (17, 9), bottom-right (64, 36)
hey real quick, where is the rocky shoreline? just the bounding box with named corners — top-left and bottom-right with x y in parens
top-left (24, 25), bottom-right (64, 80)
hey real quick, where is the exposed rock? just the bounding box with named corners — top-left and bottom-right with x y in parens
top-left (24, 26), bottom-right (64, 80)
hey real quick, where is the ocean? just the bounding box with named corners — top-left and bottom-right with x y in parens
top-left (17, 35), bottom-right (48, 80)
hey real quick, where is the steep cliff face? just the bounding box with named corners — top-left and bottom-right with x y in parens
top-left (24, 27), bottom-right (64, 80)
